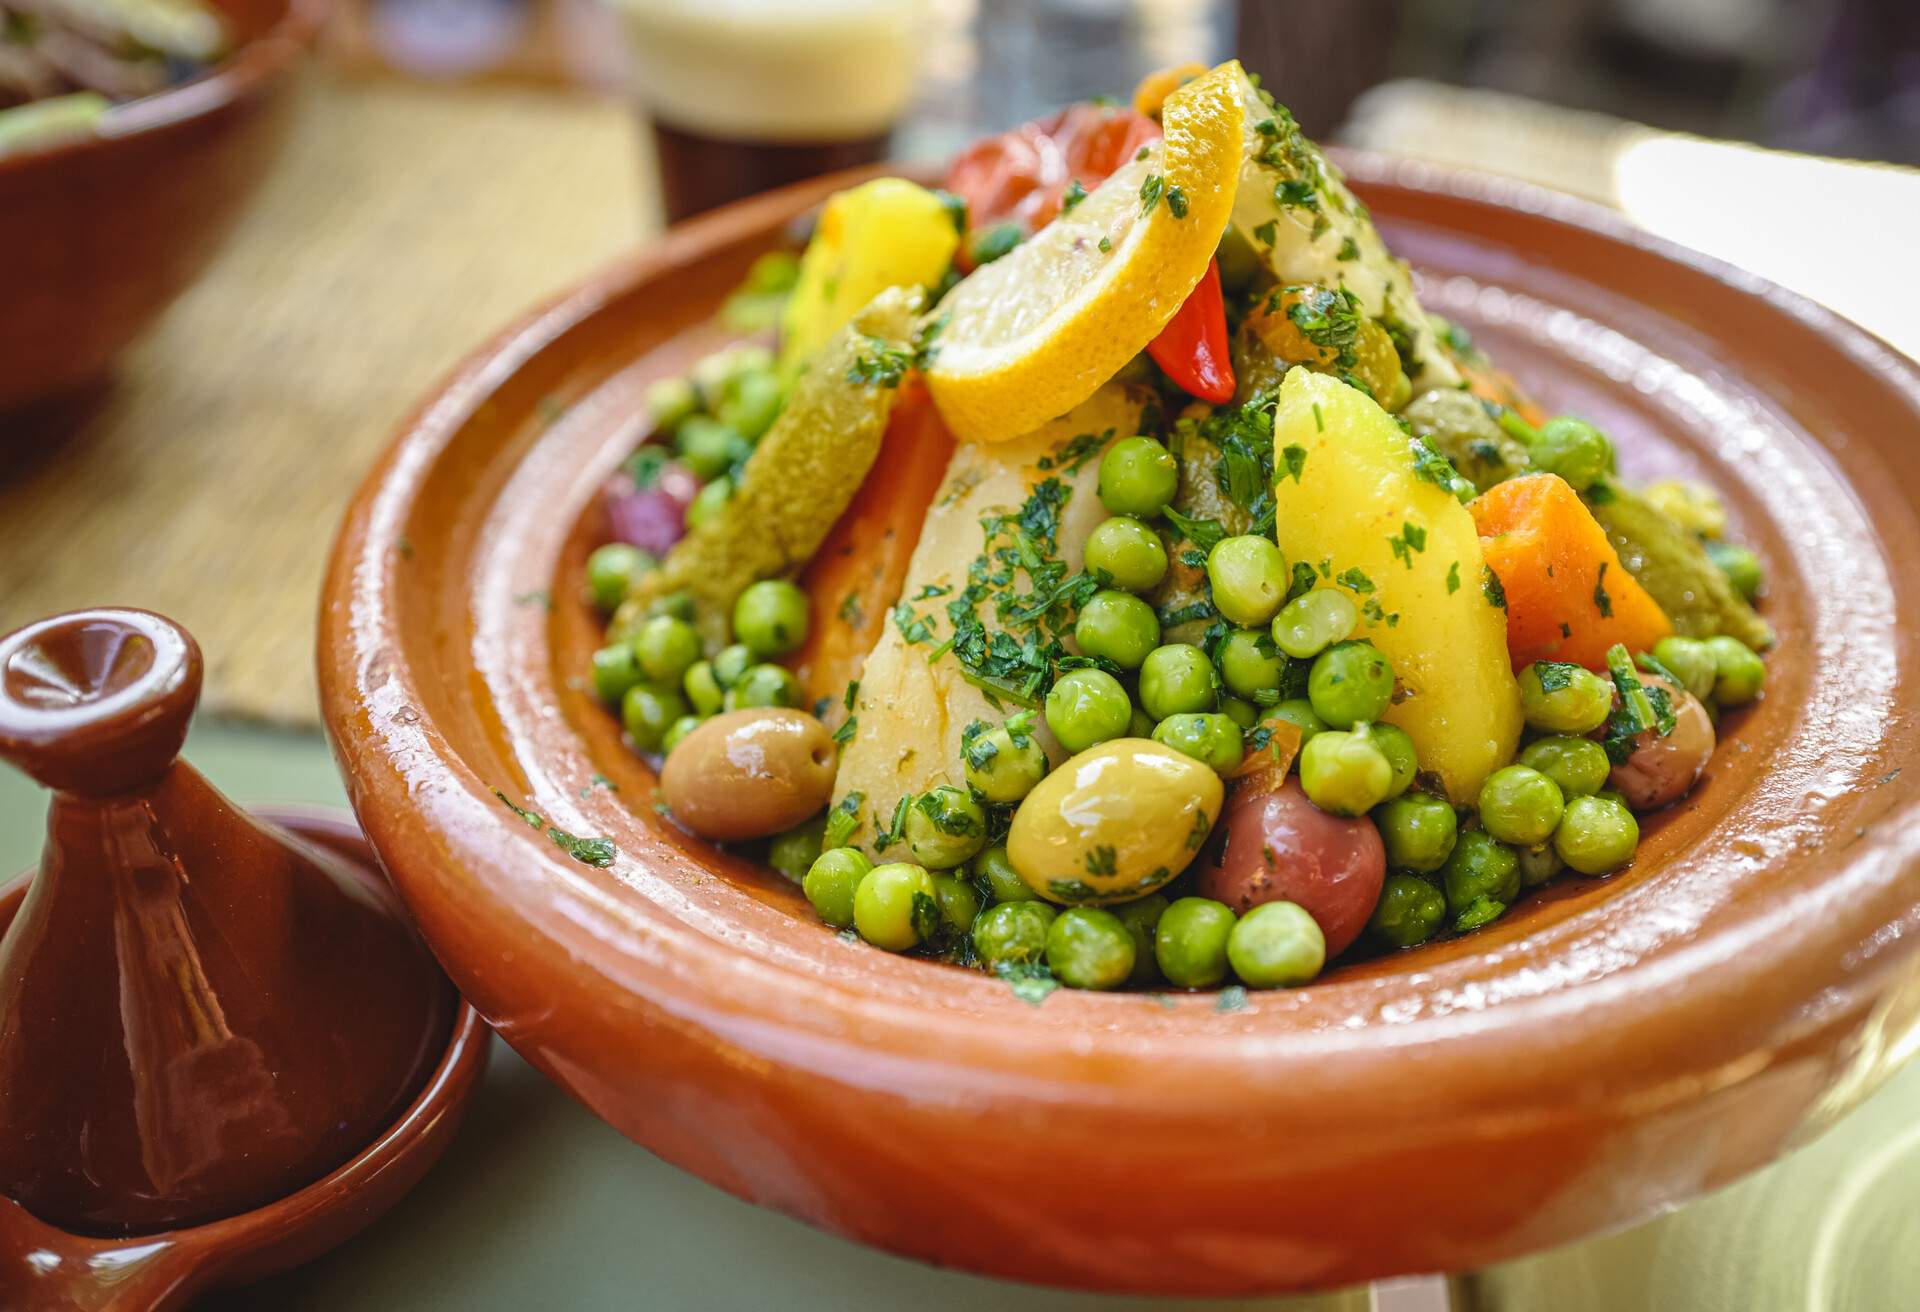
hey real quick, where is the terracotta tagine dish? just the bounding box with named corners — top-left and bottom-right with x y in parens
top-left (0, 607), bottom-right (487, 1310)
top-left (0, 0), bottom-right (325, 415)
top-left (319, 158), bottom-right (1920, 1295)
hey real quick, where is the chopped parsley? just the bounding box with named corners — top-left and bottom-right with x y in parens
top-left (1036, 427), bottom-right (1113, 474)
top-left (1163, 507), bottom-right (1226, 553)
top-left (1084, 845), bottom-right (1118, 876)
top-left (966, 222), bottom-right (1024, 267)
top-left (1482, 565), bottom-right (1508, 611)
top-left (1097, 235), bottom-right (1112, 253)
top-left (1139, 173), bottom-right (1165, 215)
top-left (1165, 184), bottom-right (1189, 218)
top-left (1601, 642), bottom-right (1674, 764)
top-left (1215, 985), bottom-right (1249, 1013)
top-left (1061, 178), bottom-right (1088, 213)
top-left (1533, 661), bottom-right (1581, 693)
top-left (1409, 438), bottom-right (1464, 490)
top-left (997, 960), bottom-right (1057, 1006)
top-left (1593, 562), bottom-right (1613, 618)
top-left (1280, 443), bottom-right (1308, 482)
top-left (1285, 561), bottom-right (1318, 604)
top-left (1280, 286), bottom-right (1362, 369)
top-left (892, 601), bottom-right (935, 645)
top-left (1252, 218), bottom-right (1278, 247)
top-left (1336, 566), bottom-right (1375, 594)
top-left (494, 790), bottom-right (617, 867)
top-left (846, 338), bottom-right (912, 388)
top-left (1445, 561), bottom-right (1461, 595)
top-left (831, 717), bottom-right (857, 745)
top-left (874, 794), bottom-right (913, 851)
top-left (824, 792), bottom-right (864, 848)
top-left (1388, 521), bottom-right (1427, 568)
top-left (1336, 235), bottom-right (1360, 261)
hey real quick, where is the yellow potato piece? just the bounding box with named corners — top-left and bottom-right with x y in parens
top-left (778, 177), bottom-right (959, 382)
top-left (831, 385), bottom-right (1150, 857)
top-left (1269, 368), bottom-right (1521, 803)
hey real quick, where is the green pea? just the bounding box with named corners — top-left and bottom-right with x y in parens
top-left (1704, 540), bottom-right (1763, 602)
top-left (1227, 901), bottom-right (1325, 988)
top-left (1299, 727), bottom-right (1393, 817)
top-left (1097, 436), bottom-right (1179, 517)
top-left (1368, 723), bottom-right (1418, 798)
top-left (1441, 830), bottom-right (1520, 924)
top-left (682, 660), bottom-right (725, 716)
top-left (902, 785), bottom-right (987, 869)
top-left (1128, 708), bottom-right (1156, 739)
top-left (1206, 535), bottom-right (1289, 626)
top-left (1046, 908), bottom-right (1136, 990)
top-left (1518, 736), bottom-right (1610, 797)
top-left (854, 862), bottom-right (939, 951)
top-left (1527, 416), bottom-right (1613, 491)
top-left (1272, 589), bottom-right (1358, 660)
top-left (1307, 640), bottom-right (1395, 729)
top-left (726, 663), bottom-right (800, 710)
top-left (963, 716), bottom-right (1049, 803)
top-left (632, 615), bottom-right (702, 684)
top-left (931, 873), bottom-right (981, 936)
top-left (1454, 895), bottom-right (1507, 932)
top-left (1084, 516), bottom-right (1168, 592)
top-left (674, 415), bottom-right (751, 480)
top-left (804, 846), bottom-right (871, 927)
top-left (587, 542), bottom-right (652, 613)
top-left (1219, 696), bottom-right (1258, 729)
top-left (972, 900), bottom-right (1056, 967)
top-left (1138, 644), bottom-right (1216, 720)
top-left (1044, 668), bottom-right (1133, 753)
top-left (717, 369), bottom-right (784, 441)
top-left (1705, 635), bottom-right (1766, 706)
top-left (1518, 661), bottom-right (1613, 734)
top-left (1151, 712), bottom-right (1245, 774)
top-left (1554, 796), bottom-right (1639, 875)
top-left (661, 713), bottom-right (704, 755)
top-left (1651, 636), bottom-right (1717, 702)
top-left (1477, 764), bottom-right (1566, 847)
top-left (1266, 698), bottom-right (1328, 751)
top-left (973, 845), bottom-right (1036, 903)
top-left (732, 579), bottom-right (810, 659)
top-left (686, 476), bottom-right (732, 528)
top-left (1373, 793), bottom-right (1457, 872)
top-left (1154, 897), bottom-right (1236, 988)
top-left (767, 813), bottom-right (825, 881)
top-left (1074, 588), bottom-right (1160, 669)
top-left (621, 682), bottom-right (689, 752)
top-left (1369, 874), bottom-right (1446, 948)
top-left (1217, 628), bottom-right (1286, 699)
top-left (1113, 894), bottom-right (1169, 985)
top-left (1516, 843), bottom-right (1562, 888)
top-left (591, 642), bottom-right (645, 704)
top-left (712, 643), bottom-right (753, 689)
top-left (645, 376), bottom-right (698, 433)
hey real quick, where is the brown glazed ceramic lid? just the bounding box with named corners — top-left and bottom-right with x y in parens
top-left (319, 159), bottom-right (1920, 1294)
top-left (0, 607), bottom-right (456, 1236)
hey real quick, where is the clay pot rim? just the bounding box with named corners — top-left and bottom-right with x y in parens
top-left (0, 0), bottom-right (328, 180)
top-left (319, 155), bottom-right (1920, 1124)
top-left (0, 806), bottom-right (488, 1256)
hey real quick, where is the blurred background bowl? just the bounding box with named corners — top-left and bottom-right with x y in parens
top-left (0, 0), bottom-right (326, 415)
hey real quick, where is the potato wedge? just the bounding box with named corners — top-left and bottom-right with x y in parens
top-left (832, 384), bottom-right (1152, 856)
top-left (1269, 368), bottom-right (1521, 802)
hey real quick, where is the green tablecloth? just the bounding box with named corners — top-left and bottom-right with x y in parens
top-left (4, 724), bottom-right (1916, 1310)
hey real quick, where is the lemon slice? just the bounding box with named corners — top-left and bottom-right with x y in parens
top-left (924, 61), bottom-right (1247, 443)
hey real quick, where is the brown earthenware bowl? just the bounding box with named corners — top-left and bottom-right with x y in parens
top-left (319, 156), bottom-right (1920, 1295)
top-left (0, 0), bottom-right (324, 414)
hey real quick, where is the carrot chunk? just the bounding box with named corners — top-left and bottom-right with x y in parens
top-left (1470, 473), bottom-right (1671, 670)
top-left (791, 379), bottom-right (957, 710)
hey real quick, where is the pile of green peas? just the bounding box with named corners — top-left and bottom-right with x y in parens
top-left (586, 570), bottom-right (814, 756)
top-left (805, 835), bottom-right (1330, 993)
top-left (644, 345), bottom-right (786, 530)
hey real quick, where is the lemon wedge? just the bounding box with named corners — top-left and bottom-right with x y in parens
top-left (923, 60), bottom-right (1246, 444)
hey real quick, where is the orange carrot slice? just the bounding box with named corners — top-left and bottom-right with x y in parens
top-left (791, 378), bottom-right (957, 711)
top-left (1470, 473), bottom-right (1672, 670)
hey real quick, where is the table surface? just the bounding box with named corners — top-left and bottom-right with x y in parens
top-left (2, 722), bottom-right (1916, 1310)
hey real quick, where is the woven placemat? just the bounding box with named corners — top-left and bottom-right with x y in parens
top-left (0, 68), bottom-right (647, 725)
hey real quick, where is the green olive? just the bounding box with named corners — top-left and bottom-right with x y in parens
top-left (1006, 739), bottom-right (1222, 905)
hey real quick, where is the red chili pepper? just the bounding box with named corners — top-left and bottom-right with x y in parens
top-left (1148, 259), bottom-right (1235, 404)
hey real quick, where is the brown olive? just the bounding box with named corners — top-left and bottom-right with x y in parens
top-left (1195, 778), bottom-right (1384, 956)
top-left (1609, 674), bottom-right (1715, 812)
top-left (659, 708), bottom-right (836, 841)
